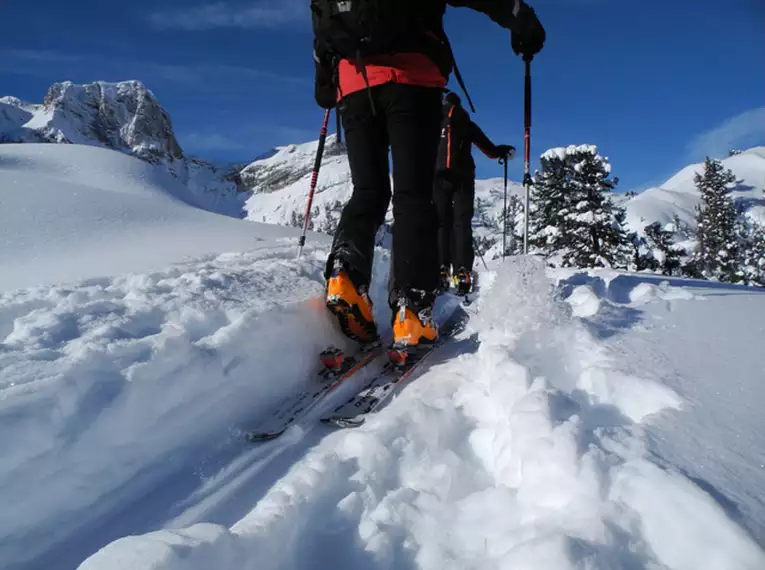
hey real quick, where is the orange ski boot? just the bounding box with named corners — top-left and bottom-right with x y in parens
top-left (325, 262), bottom-right (379, 345)
top-left (389, 296), bottom-right (438, 366)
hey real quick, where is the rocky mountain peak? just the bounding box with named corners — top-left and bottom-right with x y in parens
top-left (40, 80), bottom-right (184, 165)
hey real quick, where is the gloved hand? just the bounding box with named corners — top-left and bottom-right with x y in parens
top-left (496, 144), bottom-right (516, 160)
top-left (511, 2), bottom-right (546, 60)
top-left (314, 49), bottom-right (337, 109)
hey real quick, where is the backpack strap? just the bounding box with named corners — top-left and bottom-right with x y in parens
top-left (436, 29), bottom-right (476, 113)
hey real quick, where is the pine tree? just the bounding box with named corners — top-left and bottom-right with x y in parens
top-left (529, 153), bottom-right (569, 257)
top-left (644, 222), bottom-right (686, 276)
top-left (531, 145), bottom-right (630, 268)
top-left (738, 217), bottom-right (765, 288)
top-left (560, 146), bottom-right (630, 268)
top-left (692, 157), bottom-right (738, 281)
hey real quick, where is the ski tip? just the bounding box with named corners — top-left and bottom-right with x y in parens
top-left (244, 430), bottom-right (283, 442)
top-left (322, 416), bottom-right (366, 429)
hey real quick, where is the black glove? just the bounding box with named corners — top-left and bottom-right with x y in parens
top-left (496, 144), bottom-right (516, 160)
top-left (314, 48), bottom-right (337, 110)
top-left (511, 2), bottom-right (546, 60)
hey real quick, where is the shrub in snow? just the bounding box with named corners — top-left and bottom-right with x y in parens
top-left (644, 222), bottom-right (686, 276)
top-left (629, 232), bottom-right (659, 272)
top-left (530, 144), bottom-right (630, 268)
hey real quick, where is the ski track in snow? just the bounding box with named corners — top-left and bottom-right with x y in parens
top-left (75, 258), bottom-right (765, 570)
top-left (0, 243), bottom-right (357, 570)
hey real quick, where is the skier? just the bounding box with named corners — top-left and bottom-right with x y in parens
top-left (312, 0), bottom-right (545, 358)
top-left (435, 91), bottom-right (515, 295)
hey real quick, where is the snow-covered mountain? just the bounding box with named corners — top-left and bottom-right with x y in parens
top-left (623, 147), bottom-right (765, 235)
top-left (1, 81), bottom-right (183, 170)
top-left (0, 81), bottom-right (245, 217)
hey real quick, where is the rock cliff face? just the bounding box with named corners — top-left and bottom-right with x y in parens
top-left (4, 81), bottom-right (184, 169)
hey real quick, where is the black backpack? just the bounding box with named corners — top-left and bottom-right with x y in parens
top-left (436, 102), bottom-right (472, 176)
top-left (311, 0), bottom-right (445, 62)
top-left (311, 0), bottom-right (476, 113)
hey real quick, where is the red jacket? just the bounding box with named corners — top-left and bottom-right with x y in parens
top-left (336, 53), bottom-right (447, 101)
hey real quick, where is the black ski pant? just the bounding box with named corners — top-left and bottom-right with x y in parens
top-left (328, 83), bottom-right (442, 308)
top-left (433, 174), bottom-right (475, 273)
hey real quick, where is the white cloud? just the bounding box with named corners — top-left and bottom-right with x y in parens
top-left (149, 0), bottom-right (305, 31)
top-left (0, 49), bottom-right (305, 89)
top-left (688, 107), bottom-right (765, 159)
top-left (181, 132), bottom-right (254, 152)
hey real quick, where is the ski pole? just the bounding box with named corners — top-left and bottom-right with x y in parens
top-left (523, 57), bottom-right (532, 255)
top-left (297, 109), bottom-right (331, 259)
top-left (473, 236), bottom-right (489, 270)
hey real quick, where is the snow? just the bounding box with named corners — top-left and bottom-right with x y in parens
top-left (541, 144), bottom-right (598, 162)
top-left (624, 146), bottom-right (765, 234)
top-left (0, 143), bottom-right (321, 291)
top-left (3, 255), bottom-right (754, 570)
top-left (2, 109), bottom-right (765, 569)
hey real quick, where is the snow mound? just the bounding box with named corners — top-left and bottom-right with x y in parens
top-left (624, 146), bottom-right (765, 234)
top-left (77, 258), bottom-right (765, 570)
top-left (0, 143), bottom-right (317, 291)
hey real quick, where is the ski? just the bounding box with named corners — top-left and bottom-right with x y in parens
top-left (244, 343), bottom-right (383, 441)
top-left (320, 308), bottom-right (468, 428)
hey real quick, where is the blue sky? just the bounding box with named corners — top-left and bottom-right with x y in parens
top-left (2, 0), bottom-right (764, 191)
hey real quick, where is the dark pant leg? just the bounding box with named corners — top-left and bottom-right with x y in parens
top-left (433, 175), bottom-right (455, 270)
top-left (452, 177), bottom-right (475, 271)
top-left (329, 90), bottom-right (391, 288)
top-left (380, 84), bottom-right (442, 305)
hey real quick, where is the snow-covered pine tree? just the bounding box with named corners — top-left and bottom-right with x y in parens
top-left (692, 157), bottom-right (738, 281)
top-left (559, 146), bottom-right (630, 268)
top-left (644, 222), bottom-right (686, 276)
top-left (531, 145), bottom-right (630, 268)
top-left (738, 217), bottom-right (765, 288)
top-left (529, 151), bottom-right (569, 257)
